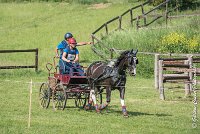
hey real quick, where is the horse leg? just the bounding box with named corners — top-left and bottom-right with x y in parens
top-left (84, 89), bottom-right (93, 110)
top-left (99, 86), bottom-right (111, 110)
top-left (85, 89), bottom-right (100, 112)
top-left (119, 87), bottom-right (128, 117)
top-left (90, 89), bottom-right (100, 113)
top-left (85, 82), bottom-right (100, 113)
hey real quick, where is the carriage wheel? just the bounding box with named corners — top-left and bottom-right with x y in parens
top-left (39, 83), bottom-right (51, 108)
top-left (75, 92), bottom-right (88, 108)
top-left (52, 84), bottom-right (67, 110)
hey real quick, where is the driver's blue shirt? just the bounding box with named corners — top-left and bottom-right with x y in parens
top-left (63, 46), bottom-right (79, 61)
top-left (57, 40), bottom-right (68, 58)
top-left (59, 46), bottom-right (84, 76)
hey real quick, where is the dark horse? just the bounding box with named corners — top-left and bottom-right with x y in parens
top-left (85, 49), bottom-right (138, 117)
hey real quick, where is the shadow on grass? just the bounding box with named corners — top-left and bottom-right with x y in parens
top-left (107, 109), bottom-right (172, 117)
top-left (82, 105), bottom-right (172, 117)
top-left (165, 95), bottom-right (195, 102)
top-left (0, 69), bottom-right (47, 79)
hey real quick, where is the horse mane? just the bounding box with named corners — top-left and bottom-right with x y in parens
top-left (115, 50), bottom-right (130, 66)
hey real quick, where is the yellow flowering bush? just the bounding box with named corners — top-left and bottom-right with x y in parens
top-left (187, 35), bottom-right (200, 52)
top-left (159, 32), bottom-right (200, 53)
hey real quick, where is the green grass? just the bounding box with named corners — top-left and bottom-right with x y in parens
top-left (0, 2), bottom-right (134, 71)
top-left (94, 16), bottom-right (200, 77)
top-left (0, 75), bottom-right (199, 134)
top-left (0, 2), bottom-right (200, 134)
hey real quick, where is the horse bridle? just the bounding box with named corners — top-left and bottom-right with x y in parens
top-left (127, 54), bottom-right (137, 73)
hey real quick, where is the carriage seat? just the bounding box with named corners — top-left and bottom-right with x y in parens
top-left (59, 59), bottom-right (85, 76)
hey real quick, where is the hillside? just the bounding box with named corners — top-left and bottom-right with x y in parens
top-left (0, 2), bottom-right (200, 134)
top-left (0, 2), bottom-right (135, 73)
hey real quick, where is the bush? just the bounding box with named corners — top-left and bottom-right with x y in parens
top-left (0, 0), bottom-right (108, 4)
top-left (151, 0), bottom-right (200, 10)
top-left (159, 32), bottom-right (200, 53)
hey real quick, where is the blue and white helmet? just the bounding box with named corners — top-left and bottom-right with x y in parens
top-left (64, 32), bottom-right (73, 39)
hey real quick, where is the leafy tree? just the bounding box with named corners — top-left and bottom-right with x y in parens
top-left (144, 0), bottom-right (200, 10)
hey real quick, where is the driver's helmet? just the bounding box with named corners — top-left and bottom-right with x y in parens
top-left (64, 32), bottom-right (73, 39)
top-left (68, 38), bottom-right (77, 45)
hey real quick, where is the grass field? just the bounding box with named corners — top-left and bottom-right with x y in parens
top-left (0, 75), bottom-right (199, 134)
top-left (0, 2), bottom-right (135, 70)
top-left (0, 1), bottom-right (200, 134)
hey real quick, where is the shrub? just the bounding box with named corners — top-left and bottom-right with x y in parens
top-left (159, 32), bottom-right (200, 53)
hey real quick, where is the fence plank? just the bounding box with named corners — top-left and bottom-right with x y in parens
top-left (106, 16), bottom-right (120, 25)
top-left (0, 48), bottom-right (38, 71)
top-left (0, 66), bottom-right (36, 69)
top-left (0, 49), bottom-right (38, 53)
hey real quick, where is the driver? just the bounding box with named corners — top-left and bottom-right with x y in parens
top-left (61, 38), bottom-right (84, 76)
top-left (55, 32), bottom-right (92, 58)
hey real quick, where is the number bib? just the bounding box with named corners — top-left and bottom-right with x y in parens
top-left (67, 54), bottom-right (76, 61)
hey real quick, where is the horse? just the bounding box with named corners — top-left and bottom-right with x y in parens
top-left (85, 49), bottom-right (138, 117)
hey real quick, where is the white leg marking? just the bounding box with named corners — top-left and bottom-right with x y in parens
top-left (120, 99), bottom-right (125, 106)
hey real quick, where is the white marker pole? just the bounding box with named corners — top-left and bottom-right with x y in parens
top-left (28, 79), bottom-right (32, 128)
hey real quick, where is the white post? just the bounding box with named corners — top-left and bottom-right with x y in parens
top-left (155, 54), bottom-right (160, 90)
top-left (159, 60), bottom-right (165, 100)
top-left (28, 79), bottom-right (33, 128)
top-left (184, 59), bottom-right (190, 96)
top-left (188, 55), bottom-right (193, 95)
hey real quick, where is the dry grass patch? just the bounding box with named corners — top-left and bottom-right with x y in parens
top-left (88, 3), bottom-right (111, 9)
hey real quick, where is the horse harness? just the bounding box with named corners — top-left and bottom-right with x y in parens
top-left (92, 60), bottom-right (126, 87)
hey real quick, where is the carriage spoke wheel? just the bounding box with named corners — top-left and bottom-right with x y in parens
top-left (39, 83), bottom-right (51, 108)
top-left (52, 84), bottom-right (67, 110)
top-left (75, 92), bottom-right (88, 108)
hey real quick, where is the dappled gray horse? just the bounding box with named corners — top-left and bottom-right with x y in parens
top-left (85, 49), bottom-right (138, 117)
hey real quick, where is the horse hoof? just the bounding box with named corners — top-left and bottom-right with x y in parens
top-left (123, 114), bottom-right (129, 118)
top-left (98, 104), bottom-right (107, 110)
top-left (96, 109), bottom-right (101, 113)
top-left (84, 104), bottom-right (92, 111)
top-left (123, 112), bottom-right (129, 118)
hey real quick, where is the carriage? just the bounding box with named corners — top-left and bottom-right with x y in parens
top-left (39, 49), bottom-right (138, 117)
top-left (39, 57), bottom-right (102, 110)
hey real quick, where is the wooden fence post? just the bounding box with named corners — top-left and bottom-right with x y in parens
top-left (35, 48), bottom-right (38, 72)
top-left (155, 54), bottom-right (160, 90)
top-left (136, 16), bottom-right (139, 30)
top-left (105, 23), bottom-right (108, 35)
top-left (110, 49), bottom-right (113, 59)
top-left (130, 10), bottom-right (133, 27)
top-left (119, 16), bottom-right (122, 30)
top-left (184, 59), bottom-right (190, 96)
top-left (165, 0), bottom-right (168, 27)
top-left (91, 34), bottom-right (95, 44)
top-left (141, 4), bottom-right (146, 26)
top-left (159, 60), bottom-right (165, 100)
top-left (187, 55), bottom-right (193, 96)
top-left (176, 0), bottom-right (179, 16)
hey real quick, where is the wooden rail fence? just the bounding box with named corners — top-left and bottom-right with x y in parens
top-left (154, 54), bottom-right (200, 100)
top-left (0, 48), bottom-right (38, 72)
top-left (91, 0), bottom-right (200, 59)
top-left (91, 0), bottom-right (172, 59)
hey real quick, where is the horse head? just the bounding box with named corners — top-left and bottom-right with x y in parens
top-left (126, 49), bottom-right (138, 76)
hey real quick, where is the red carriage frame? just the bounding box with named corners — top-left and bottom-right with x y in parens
top-left (39, 57), bottom-right (102, 110)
